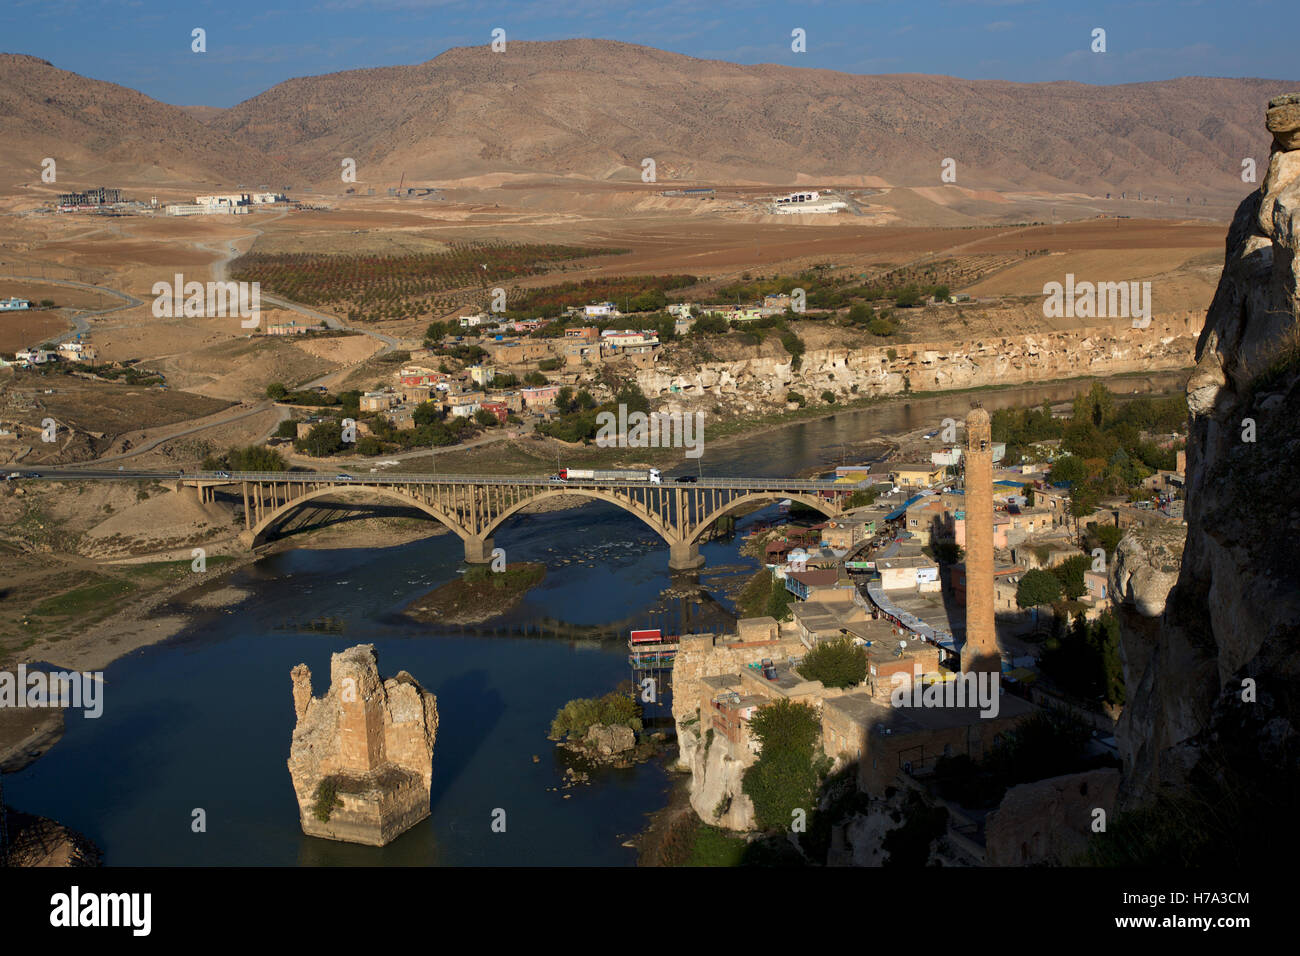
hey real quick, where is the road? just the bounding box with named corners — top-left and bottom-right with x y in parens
top-left (87, 403), bottom-right (288, 466)
top-left (0, 274), bottom-right (144, 344)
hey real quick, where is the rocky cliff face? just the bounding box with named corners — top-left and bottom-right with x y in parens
top-left (287, 644), bottom-right (439, 847)
top-left (641, 315), bottom-right (1202, 411)
top-left (1112, 95), bottom-right (1300, 835)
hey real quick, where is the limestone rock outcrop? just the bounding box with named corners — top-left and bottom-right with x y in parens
top-left (639, 314), bottom-right (1202, 410)
top-left (686, 723), bottom-right (757, 831)
top-left (287, 644), bottom-right (439, 846)
top-left (1110, 524), bottom-right (1186, 618)
top-left (584, 723), bottom-right (635, 756)
top-left (1114, 95), bottom-right (1300, 818)
top-left (985, 769), bottom-right (1120, 866)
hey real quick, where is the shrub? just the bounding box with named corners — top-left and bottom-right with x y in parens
top-left (549, 690), bottom-right (642, 740)
top-left (312, 778), bottom-right (343, 822)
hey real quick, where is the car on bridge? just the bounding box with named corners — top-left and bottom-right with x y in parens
top-left (675, 475), bottom-right (698, 483)
top-left (215, 471), bottom-right (232, 479)
top-left (335, 473), bottom-right (355, 481)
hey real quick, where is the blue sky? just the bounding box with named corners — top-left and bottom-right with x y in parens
top-left (2, 0), bottom-right (1282, 107)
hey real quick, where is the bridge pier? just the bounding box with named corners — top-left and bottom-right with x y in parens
top-left (464, 535), bottom-right (495, 565)
top-left (668, 539), bottom-right (705, 571)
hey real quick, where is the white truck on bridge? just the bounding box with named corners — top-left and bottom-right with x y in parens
top-left (557, 468), bottom-right (661, 484)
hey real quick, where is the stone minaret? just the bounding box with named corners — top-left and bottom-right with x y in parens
top-left (962, 405), bottom-right (1000, 674)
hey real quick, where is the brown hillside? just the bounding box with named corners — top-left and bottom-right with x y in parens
top-left (0, 54), bottom-right (290, 190)
top-left (210, 39), bottom-right (1289, 196)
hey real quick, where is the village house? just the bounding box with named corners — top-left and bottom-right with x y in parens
top-left (519, 384), bottom-right (561, 412)
top-left (266, 320), bottom-right (324, 335)
top-left (600, 329), bottom-right (658, 350)
top-left (399, 366), bottom-right (444, 387)
top-left (56, 342), bottom-right (97, 363)
top-left (819, 515), bottom-right (877, 550)
top-left (876, 555), bottom-right (941, 592)
top-left (485, 339), bottom-right (553, 367)
top-left (891, 462), bottom-right (946, 487)
top-left (783, 568), bottom-right (855, 601)
top-left (360, 390), bottom-right (399, 412)
top-left (949, 563), bottom-right (1025, 611)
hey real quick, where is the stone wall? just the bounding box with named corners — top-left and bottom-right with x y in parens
top-left (985, 768), bottom-right (1120, 866)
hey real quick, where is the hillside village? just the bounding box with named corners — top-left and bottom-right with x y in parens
top-left (652, 417), bottom-right (1187, 863)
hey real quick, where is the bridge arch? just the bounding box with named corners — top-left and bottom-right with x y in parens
top-left (244, 484), bottom-right (469, 548)
top-left (480, 487), bottom-right (674, 543)
top-left (685, 492), bottom-right (840, 545)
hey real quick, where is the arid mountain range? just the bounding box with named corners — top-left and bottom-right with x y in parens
top-left (1, 39), bottom-right (1293, 196)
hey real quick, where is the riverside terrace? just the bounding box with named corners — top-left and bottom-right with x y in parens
top-left (6, 468), bottom-right (863, 571)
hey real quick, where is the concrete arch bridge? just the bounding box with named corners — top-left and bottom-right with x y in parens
top-left (185, 471), bottom-right (853, 570)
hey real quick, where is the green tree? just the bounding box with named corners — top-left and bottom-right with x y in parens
top-left (867, 316), bottom-right (897, 336)
top-left (846, 485), bottom-right (885, 508)
top-left (847, 303), bottom-right (875, 325)
top-left (798, 637), bottom-right (867, 689)
top-left (266, 382), bottom-right (288, 401)
top-left (296, 421), bottom-right (345, 457)
top-left (765, 581), bottom-right (793, 622)
top-left (690, 314), bottom-right (729, 335)
top-left (473, 408), bottom-right (499, 427)
top-left (226, 445), bottom-right (286, 471)
top-left (1016, 569), bottom-right (1062, 608)
top-left (742, 699), bottom-right (825, 831)
top-left (413, 401), bottom-right (443, 426)
top-left (820, 390), bottom-right (836, 404)
top-left (1052, 554), bottom-right (1091, 601)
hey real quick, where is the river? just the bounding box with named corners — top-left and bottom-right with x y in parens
top-left (4, 371), bottom-right (1185, 865)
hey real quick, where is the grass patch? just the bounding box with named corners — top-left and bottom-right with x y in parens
top-left (686, 823), bottom-right (750, 866)
top-left (30, 576), bottom-right (138, 618)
